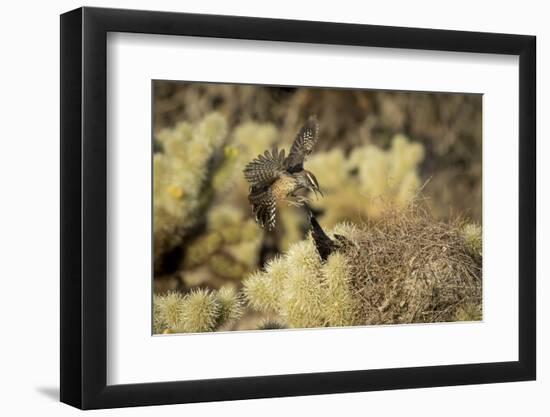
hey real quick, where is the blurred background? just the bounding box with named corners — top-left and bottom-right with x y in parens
top-left (152, 81), bottom-right (482, 331)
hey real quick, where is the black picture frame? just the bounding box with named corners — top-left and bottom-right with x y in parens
top-left (60, 6), bottom-right (536, 410)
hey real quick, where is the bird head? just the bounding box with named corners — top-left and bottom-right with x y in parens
top-left (296, 170), bottom-right (323, 198)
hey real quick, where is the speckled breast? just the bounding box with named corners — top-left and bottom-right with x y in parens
top-left (271, 174), bottom-right (298, 202)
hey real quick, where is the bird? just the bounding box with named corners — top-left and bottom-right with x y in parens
top-left (244, 116), bottom-right (322, 230)
top-left (305, 203), bottom-right (354, 261)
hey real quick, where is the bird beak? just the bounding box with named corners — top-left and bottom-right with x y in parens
top-left (310, 187), bottom-right (323, 199)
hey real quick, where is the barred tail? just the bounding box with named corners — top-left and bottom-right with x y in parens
top-left (310, 215), bottom-right (336, 261)
top-left (301, 203), bottom-right (336, 261)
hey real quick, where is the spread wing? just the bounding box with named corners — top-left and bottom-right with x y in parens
top-left (284, 116), bottom-right (319, 173)
top-left (248, 187), bottom-right (277, 230)
top-left (244, 148), bottom-right (287, 188)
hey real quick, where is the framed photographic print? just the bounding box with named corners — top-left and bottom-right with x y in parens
top-left (60, 6), bottom-right (536, 409)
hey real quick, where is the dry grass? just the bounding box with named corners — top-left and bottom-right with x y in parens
top-left (342, 203), bottom-right (482, 324)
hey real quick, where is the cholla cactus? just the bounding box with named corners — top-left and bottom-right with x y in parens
top-left (153, 292), bottom-right (184, 333)
top-left (153, 113), bottom-right (227, 263)
top-left (243, 235), bottom-right (363, 328)
top-left (154, 116), bottom-right (275, 272)
top-left (181, 205), bottom-right (263, 288)
top-left (257, 319), bottom-right (287, 330)
top-left (243, 206), bottom-right (482, 328)
top-left (305, 134), bottom-right (424, 227)
top-left (213, 121), bottom-right (278, 207)
top-left (321, 252), bottom-right (362, 327)
top-left (205, 122), bottom-right (278, 198)
top-left (173, 122), bottom-right (278, 282)
top-left (461, 223), bottom-right (482, 258)
top-left (169, 122), bottom-right (278, 286)
top-left (455, 303), bottom-right (482, 321)
top-left (153, 286), bottom-right (244, 334)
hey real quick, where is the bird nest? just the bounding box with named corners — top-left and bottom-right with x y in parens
top-left (341, 204), bottom-right (482, 324)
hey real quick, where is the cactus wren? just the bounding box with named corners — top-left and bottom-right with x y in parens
top-left (244, 116), bottom-right (322, 230)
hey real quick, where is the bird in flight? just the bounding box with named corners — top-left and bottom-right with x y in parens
top-left (244, 116), bottom-right (322, 230)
